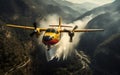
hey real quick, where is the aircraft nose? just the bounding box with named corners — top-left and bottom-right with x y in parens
top-left (43, 36), bottom-right (52, 41)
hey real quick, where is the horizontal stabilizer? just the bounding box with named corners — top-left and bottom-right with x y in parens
top-left (49, 25), bottom-right (72, 28)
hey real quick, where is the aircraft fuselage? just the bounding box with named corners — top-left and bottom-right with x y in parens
top-left (42, 28), bottom-right (61, 47)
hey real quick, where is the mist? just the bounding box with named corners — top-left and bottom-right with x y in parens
top-left (66, 0), bottom-right (115, 5)
top-left (37, 14), bottom-right (93, 61)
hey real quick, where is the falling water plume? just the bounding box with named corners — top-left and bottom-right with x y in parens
top-left (37, 14), bottom-right (93, 61)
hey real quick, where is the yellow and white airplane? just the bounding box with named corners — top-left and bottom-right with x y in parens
top-left (6, 17), bottom-right (104, 50)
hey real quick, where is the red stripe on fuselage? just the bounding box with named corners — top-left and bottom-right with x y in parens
top-left (42, 39), bottom-right (59, 45)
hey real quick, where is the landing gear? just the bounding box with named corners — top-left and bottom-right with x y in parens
top-left (47, 45), bottom-right (51, 51)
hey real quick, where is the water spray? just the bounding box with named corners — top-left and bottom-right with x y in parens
top-left (38, 14), bottom-right (93, 61)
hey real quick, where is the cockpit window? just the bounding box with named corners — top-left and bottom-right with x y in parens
top-left (46, 29), bottom-right (51, 32)
top-left (46, 28), bottom-right (57, 33)
top-left (51, 29), bottom-right (56, 32)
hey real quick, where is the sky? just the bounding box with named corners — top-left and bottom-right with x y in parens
top-left (65, 0), bottom-right (115, 5)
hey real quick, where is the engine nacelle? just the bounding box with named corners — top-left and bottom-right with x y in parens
top-left (68, 32), bottom-right (74, 42)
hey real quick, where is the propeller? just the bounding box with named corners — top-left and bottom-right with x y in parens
top-left (33, 22), bottom-right (37, 29)
top-left (72, 25), bottom-right (78, 32)
top-left (30, 22), bottom-right (38, 37)
top-left (68, 25), bottom-right (78, 42)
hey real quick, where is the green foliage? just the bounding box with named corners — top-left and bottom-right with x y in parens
top-left (0, 27), bottom-right (32, 75)
top-left (55, 68), bottom-right (70, 75)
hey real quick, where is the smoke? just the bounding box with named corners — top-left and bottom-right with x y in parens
top-left (38, 14), bottom-right (93, 61)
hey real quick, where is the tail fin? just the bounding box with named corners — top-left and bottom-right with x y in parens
top-left (49, 17), bottom-right (72, 28)
top-left (59, 17), bottom-right (62, 29)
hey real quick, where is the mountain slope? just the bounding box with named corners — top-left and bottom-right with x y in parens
top-left (93, 34), bottom-right (120, 75)
top-left (54, 0), bottom-right (98, 13)
top-left (76, 0), bottom-right (120, 75)
top-left (77, 0), bottom-right (120, 55)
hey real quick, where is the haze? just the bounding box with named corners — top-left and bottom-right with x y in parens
top-left (65, 0), bottom-right (115, 5)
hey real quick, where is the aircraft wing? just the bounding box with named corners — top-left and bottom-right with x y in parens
top-left (60, 29), bottom-right (104, 32)
top-left (73, 29), bottom-right (104, 32)
top-left (6, 24), bottom-right (47, 31)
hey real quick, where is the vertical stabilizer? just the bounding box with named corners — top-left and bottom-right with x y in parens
top-left (59, 17), bottom-right (62, 29)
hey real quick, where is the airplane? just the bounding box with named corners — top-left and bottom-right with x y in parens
top-left (6, 17), bottom-right (104, 51)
